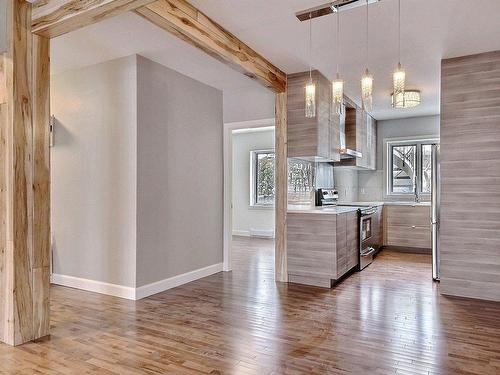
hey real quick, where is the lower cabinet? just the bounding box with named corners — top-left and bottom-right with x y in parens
top-left (346, 212), bottom-right (359, 271)
top-left (336, 211), bottom-right (359, 277)
top-left (287, 211), bottom-right (359, 288)
top-left (383, 205), bottom-right (431, 250)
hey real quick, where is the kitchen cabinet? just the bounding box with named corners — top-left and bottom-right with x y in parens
top-left (287, 211), bottom-right (359, 288)
top-left (336, 211), bottom-right (359, 276)
top-left (345, 211), bottom-right (359, 272)
top-left (335, 98), bottom-right (377, 170)
top-left (287, 70), bottom-right (340, 162)
top-left (287, 212), bottom-right (337, 288)
top-left (383, 205), bottom-right (431, 250)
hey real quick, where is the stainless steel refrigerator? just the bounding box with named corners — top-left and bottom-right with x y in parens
top-left (431, 144), bottom-right (440, 281)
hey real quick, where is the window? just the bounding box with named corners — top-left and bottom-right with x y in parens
top-left (250, 150), bottom-right (275, 206)
top-left (249, 153), bottom-right (315, 207)
top-left (287, 158), bottom-right (314, 204)
top-left (387, 138), bottom-right (439, 196)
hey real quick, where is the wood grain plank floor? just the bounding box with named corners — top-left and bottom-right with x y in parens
top-left (1, 236), bottom-right (499, 374)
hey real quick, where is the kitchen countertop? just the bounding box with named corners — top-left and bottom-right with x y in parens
top-left (287, 205), bottom-right (361, 215)
top-left (287, 201), bottom-right (431, 215)
top-left (351, 201), bottom-right (431, 207)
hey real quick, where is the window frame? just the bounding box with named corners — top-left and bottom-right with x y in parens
top-left (249, 149), bottom-right (275, 208)
top-left (384, 136), bottom-right (439, 199)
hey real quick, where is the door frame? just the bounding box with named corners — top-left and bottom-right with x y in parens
top-left (223, 118), bottom-right (275, 272)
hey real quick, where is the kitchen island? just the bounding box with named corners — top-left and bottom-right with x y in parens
top-left (287, 205), bottom-right (362, 288)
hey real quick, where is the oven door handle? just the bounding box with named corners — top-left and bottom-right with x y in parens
top-left (361, 247), bottom-right (376, 257)
top-left (361, 208), bottom-right (377, 216)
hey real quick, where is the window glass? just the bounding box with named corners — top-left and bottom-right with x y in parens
top-left (421, 144), bottom-right (433, 193)
top-left (254, 152), bottom-right (275, 205)
top-left (287, 159), bottom-right (314, 204)
top-left (391, 145), bottom-right (416, 194)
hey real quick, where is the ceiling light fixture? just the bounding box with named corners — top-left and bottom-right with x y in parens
top-left (392, 0), bottom-right (406, 108)
top-left (391, 89), bottom-right (421, 108)
top-left (332, 6), bottom-right (344, 115)
top-left (296, 0), bottom-right (379, 22)
top-left (305, 12), bottom-right (316, 118)
top-left (361, 0), bottom-right (373, 113)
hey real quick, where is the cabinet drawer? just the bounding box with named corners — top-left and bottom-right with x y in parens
top-left (385, 205), bottom-right (431, 227)
top-left (385, 225), bottom-right (431, 249)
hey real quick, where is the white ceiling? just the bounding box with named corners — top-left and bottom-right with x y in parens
top-left (51, 0), bottom-right (500, 120)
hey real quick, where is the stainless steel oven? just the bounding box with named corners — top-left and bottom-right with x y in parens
top-left (359, 206), bottom-right (381, 270)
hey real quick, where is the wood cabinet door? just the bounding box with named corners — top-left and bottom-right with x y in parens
top-left (287, 213), bottom-right (337, 279)
top-left (383, 205), bottom-right (431, 249)
top-left (336, 213), bottom-right (347, 278)
top-left (346, 211), bottom-right (359, 271)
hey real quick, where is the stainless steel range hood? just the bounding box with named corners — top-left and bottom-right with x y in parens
top-left (338, 104), bottom-right (362, 159)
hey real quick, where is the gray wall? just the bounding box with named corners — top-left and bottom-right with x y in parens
top-left (136, 56), bottom-right (223, 287)
top-left (0, 0), bottom-right (7, 54)
top-left (51, 56), bottom-right (138, 287)
top-left (223, 86), bottom-right (275, 123)
top-left (232, 129), bottom-right (275, 237)
top-left (358, 115), bottom-right (440, 202)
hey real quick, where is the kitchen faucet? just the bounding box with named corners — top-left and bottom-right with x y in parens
top-left (414, 177), bottom-right (421, 204)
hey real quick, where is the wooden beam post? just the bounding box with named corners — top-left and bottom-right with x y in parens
top-left (275, 92), bottom-right (288, 282)
top-left (31, 0), bottom-right (156, 38)
top-left (135, 0), bottom-right (286, 93)
top-left (0, 0), bottom-right (50, 346)
top-left (32, 34), bottom-right (51, 340)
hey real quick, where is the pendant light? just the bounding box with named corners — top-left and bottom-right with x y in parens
top-left (305, 12), bottom-right (316, 118)
top-left (361, 0), bottom-right (373, 112)
top-left (332, 6), bottom-right (344, 115)
top-left (392, 0), bottom-right (406, 107)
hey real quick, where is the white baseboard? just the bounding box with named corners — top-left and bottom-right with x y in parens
top-left (232, 229), bottom-right (275, 238)
top-left (135, 263), bottom-right (223, 300)
top-left (232, 230), bottom-right (250, 237)
top-left (50, 274), bottom-right (136, 300)
top-left (51, 262), bottom-right (223, 301)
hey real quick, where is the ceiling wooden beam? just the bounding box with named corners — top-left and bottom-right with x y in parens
top-left (31, 0), bottom-right (156, 38)
top-left (135, 0), bottom-right (286, 93)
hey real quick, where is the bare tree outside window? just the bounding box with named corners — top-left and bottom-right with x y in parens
top-left (287, 159), bottom-right (314, 204)
top-left (254, 152), bottom-right (275, 205)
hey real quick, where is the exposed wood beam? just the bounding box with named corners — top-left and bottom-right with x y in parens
top-left (1, 0), bottom-right (34, 346)
top-left (32, 34), bottom-right (51, 340)
top-left (0, 54), bottom-right (6, 104)
top-left (135, 0), bottom-right (286, 93)
top-left (31, 0), bottom-right (156, 38)
top-left (275, 92), bottom-right (288, 282)
top-left (1, 0), bottom-right (51, 346)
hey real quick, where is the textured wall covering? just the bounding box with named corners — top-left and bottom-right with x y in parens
top-left (440, 50), bottom-right (500, 302)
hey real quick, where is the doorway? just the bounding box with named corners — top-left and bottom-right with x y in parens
top-left (223, 119), bottom-right (275, 275)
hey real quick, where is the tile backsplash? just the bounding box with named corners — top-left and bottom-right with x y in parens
top-left (358, 170), bottom-right (384, 201)
top-left (333, 168), bottom-right (359, 203)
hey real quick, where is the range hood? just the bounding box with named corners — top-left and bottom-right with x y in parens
top-left (339, 104), bottom-right (362, 159)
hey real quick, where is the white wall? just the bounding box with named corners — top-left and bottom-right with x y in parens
top-left (358, 115), bottom-right (440, 201)
top-left (224, 86), bottom-right (275, 123)
top-left (136, 56), bottom-right (223, 287)
top-left (51, 55), bottom-right (224, 297)
top-left (51, 55), bottom-right (138, 287)
top-left (232, 129), bottom-right (275, 237)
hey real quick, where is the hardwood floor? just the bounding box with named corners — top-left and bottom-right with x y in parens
top-left (1, 236), bottom-right (500, 374)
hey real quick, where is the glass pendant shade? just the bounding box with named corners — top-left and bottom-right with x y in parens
top-left (361, 69), bottom-right (373, 112)
top-left (305, 80), bottom-right (316, 118)
top-left (332, 76), bottom-right (344, 115)
top-left (392, 63), bottom-right (406, 107)
top-left (391, 89), bottom-right (421, 108)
